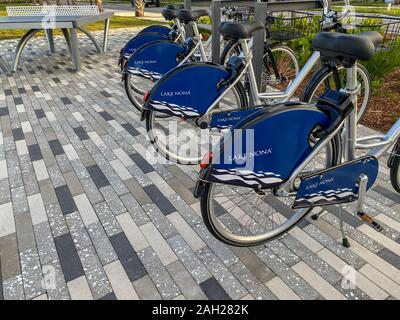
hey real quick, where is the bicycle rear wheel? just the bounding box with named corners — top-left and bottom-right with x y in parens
top-left (300, 64), bottom-right (371, 122)
top-left (145, 83), bottom-right (248, 164)
top-left (199, 135), bottom-right (341, 246)
top-left (123, 73), bottom-right (154, 112)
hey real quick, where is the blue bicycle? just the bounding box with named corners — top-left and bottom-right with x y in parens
top-left (118, 4), bottom-right (186, 70)
top-left (193, 31), bottom-right (397, 247)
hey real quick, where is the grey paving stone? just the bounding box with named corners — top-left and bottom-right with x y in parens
top-left (230, 247), bottom-right (276, 283)
top-left (138, 247), bottom-right (181, 300)
top-left (2, 275), bottom-right (25, 300)
top-left (304, 224), bottom-right (366, 269)
top-left (266, 239), bottom-right (301, 267)
top-left (80, 177), bottom-right (104, 205)
top-left (194, 222), bottom-right (238, 267)
top-left (77, 245), bottom-right (113, 300)
top-left (65, 211), bottom-right (92, 250)
top-left (229, 261), bottom-right (277, 300)
top-left (46, 203), bottom-right (69, 237)
top-left (11, 185), bottom-right (29, 215)
top-left (257, 248), bottom-right (320, 300)
top-left (109, 232), bottom-right (147, 282)
top-left (34, 222), bottom-right (59, 264)
top-left (93, 201), bottom-right (122, 237)
top-left (132, 275), bottom-right (162, 300)
top-left (168, 194), bottom-right (203, 227)
top-left (54, 185), bottom-right (77, 215)
top-left (280, 234), bottom-right (342, 286)
top-left (200, 277), bottom-right (231, 300)
top-left (166, 261), bottom-right (208, 300)
top-left (20, 248), bottom-right (46, 299)
top-left (0, 233), bottom-right (21, 280)
top-left (87, 165), bottom-right (110, 189)
top-left (99, 185), bottom-right (127, 216)
top-left (120, 193), bottom-right (150, 226)
top-left (54, 233), bottom-right (84, 282)
top-left (167, 234), bottom-right (211, 284)
top-left (86, 221), bottom-right (118, 265)
top-left (142, 204), bottom-right (177, 239)
top-left (197, 247), bottom-right (248, 300)
top-left (14, 212), bottom-right (36, 251)
top-left (143, 184), bottom-right (176, 215)
top-left (377, 248), bottom-right (400, 269)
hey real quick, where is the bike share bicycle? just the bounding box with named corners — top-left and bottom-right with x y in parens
top-left (122, 8), bottom-right (214, 111)
top-left (192, 31), bottom-right (400, 248)
top-left (118, 4), bottom-right (185, 70)
top-left (141, 8), bottom-right (375, 165)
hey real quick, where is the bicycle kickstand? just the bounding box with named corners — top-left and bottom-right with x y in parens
top-left (311, 208), bottom-right (325, 221)
top-left (356, 174), bottom-right (383, 233)
top-left (338, 205), bottom-right (350, 248)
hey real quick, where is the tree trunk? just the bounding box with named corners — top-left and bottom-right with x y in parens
top-left (135, 0), bottom-right (145, 17)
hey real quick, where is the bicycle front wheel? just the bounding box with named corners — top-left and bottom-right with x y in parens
top-left (300, 63), bottom-right (371, 122)
top-left (261, 45), bottom-right (299, 93)
top-left (146, 83), bottom-right (248, 164)
top-left (123, 73), bottom-right (154, 112)
top-left (199, 135), bottom-right (341, 247)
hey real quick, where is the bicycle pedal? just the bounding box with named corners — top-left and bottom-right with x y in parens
top-left (357, 212), bottom-right (383, 232)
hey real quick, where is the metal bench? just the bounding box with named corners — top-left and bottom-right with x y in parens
top-left (0, 5), bottom-right (114, 72)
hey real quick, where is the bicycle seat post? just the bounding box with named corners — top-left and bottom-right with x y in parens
top-left (239, 38), bottom-right (261, 105)
top-left (343, 64), bottom-right (358, 162)
top-left (191, 22), bottom-right (207, 61)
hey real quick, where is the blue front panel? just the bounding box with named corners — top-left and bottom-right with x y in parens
top-left (138, 25), bottom-right (171, 36)
top-left (144, 63), bottom-right (232, 118)
top-left (294, 156), bottom-right (379, 208)
top-left (121, 33), bottom-right (170, 59)
top-left (125, 41), bottom-right (185, 81)
top-left (205, 106), bottom-right (330, 189)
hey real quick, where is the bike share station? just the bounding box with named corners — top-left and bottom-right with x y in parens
top-left (120, 0), bottom-right (400, 247)
top-left (1, 0), bottom-right (400, 301)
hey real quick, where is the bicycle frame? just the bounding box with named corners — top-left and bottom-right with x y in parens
top-left (277, 62), bottom-right (400, 195)
top-left (199, 38), bottom-right (320, 121)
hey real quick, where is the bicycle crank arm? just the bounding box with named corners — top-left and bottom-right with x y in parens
top-left (357, 212), bottom-right (383, 232)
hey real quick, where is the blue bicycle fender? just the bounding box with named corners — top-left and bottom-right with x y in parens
top-left (201, 104), bottom-right (331, 189)
top-left (125, 40), bottom-right (185, 81)
top-left (144, 63), bottom-right (232, 118)
top-left (121, 32), bottom-right (171, 60)
top-left (138, 25), bottom-right (172, 36)
top-left (294, 156), bottom-right (379, 208)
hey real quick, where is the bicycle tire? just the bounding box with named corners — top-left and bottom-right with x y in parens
top-left (145, 81), bottom-right (248, 164)
top-left (300, 63), bottom-right (371, 123)
top-left (199, 134), bottom-right (341, 247)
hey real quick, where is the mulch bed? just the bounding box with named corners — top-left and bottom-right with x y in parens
top-left (362, 68), bottom-right (400, 132)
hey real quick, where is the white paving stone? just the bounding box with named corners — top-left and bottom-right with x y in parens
top-left (104, 260), bottom-right (139, 300)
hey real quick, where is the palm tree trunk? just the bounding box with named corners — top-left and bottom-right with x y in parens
top-left (135, 0), bottom-right (145, 17)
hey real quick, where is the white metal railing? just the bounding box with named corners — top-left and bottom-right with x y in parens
top-left (6, 5), bottom-right (99, 17)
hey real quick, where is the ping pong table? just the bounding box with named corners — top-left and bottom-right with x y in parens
top-left (0, 11), bottom-right (113, 72)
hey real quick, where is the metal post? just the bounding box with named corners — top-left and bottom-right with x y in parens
top-left (103, 18), bottom-right (110, 52)
top-left (253, 1), bottom-right (267, 91)
top-left (70, 28), bottom-right (81, 71)
top-left (184, 0), bottom-right (192, 10)
top-left (344, 64), bottom-right (358, 161)
top-left (45, 29), bottom-right (55, 54)
top-left (211, 0), bottom-right (222, 63)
